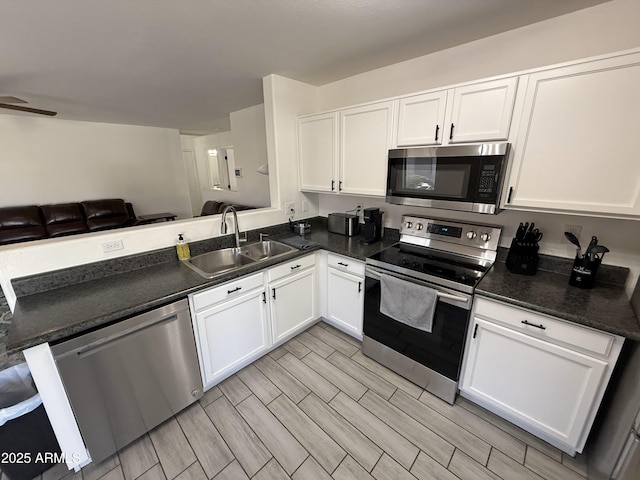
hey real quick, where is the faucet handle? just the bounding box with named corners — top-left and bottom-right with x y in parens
top-left (259, 233), bottom-right (270, 242)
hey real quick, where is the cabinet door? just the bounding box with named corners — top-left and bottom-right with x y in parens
top-left (447, 77), bottom-right (518, 143)
top-left (340, 101), bottom-right (395, 196)
top-left (326, 268), bottom-right (363, 339)
top-left (461, 318), bottom-right (607, 449)
top-left (195, 289), bottom-right (269, 388)
top-left (270, 268), bottom-right (317, 343)
top-left (298, 112), bottom-right (339, 193)
top-left (506, 53), bottom-right (640, 216)
top-left (396, 91), bottom-right (448, 146)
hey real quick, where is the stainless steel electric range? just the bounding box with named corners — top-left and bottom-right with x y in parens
top-left (363, 214), bottom-right (502, 404)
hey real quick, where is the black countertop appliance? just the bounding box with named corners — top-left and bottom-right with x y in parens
top-left (361, 207), bottom-right (384, 245)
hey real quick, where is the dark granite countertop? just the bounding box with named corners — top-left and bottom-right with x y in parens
top-left (4, 217), bottom-right (639, 361)
top-left (5, 221), bottom-right (397, 356)
top-left (477, 261), bottom-right (640, 341)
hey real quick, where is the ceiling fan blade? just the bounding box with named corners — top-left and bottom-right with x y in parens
top-left (0, 96), bottom-right (27, 103)
top-left (0, 103), bottom-right (57, 116)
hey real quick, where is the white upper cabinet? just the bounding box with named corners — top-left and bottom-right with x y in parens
top-left (505, 52), bottom-right (640, 217)
top-left (298, 112), bottom-right (338, 192)
top-left (396, 91), bottom-right (448, 146)
top-left (447, 77), bottom-right (518, 143)
top-left (395, 78), bottom-right (517, 147)
top-left (340, 101), bottom-right (395, 196)
top-left (298, 101), bottom-right (394, 196)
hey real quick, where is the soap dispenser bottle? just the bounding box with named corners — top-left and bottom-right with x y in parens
top-left (176, 233), bottom-right (191, 260)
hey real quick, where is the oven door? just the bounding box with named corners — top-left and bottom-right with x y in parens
top-left (363, 265), bottom-right (472, 403)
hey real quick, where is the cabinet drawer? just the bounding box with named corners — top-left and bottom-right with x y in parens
top-left (191, 272), bottom-right (264, 312)
top-left (473, 297), bottom-right (616, 358)
top-left (327, 253), bottom-right (365, 277)
top-left (267, 254), bottom-right (315, 283)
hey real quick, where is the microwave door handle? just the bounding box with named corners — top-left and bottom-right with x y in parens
top-left (365, 266), bottom-right (468, 303)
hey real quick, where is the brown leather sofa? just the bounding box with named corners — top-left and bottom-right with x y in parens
top-left (200, 201), bottom-right (255, 216)
top-left (0, 199), bottom-right (138, 245)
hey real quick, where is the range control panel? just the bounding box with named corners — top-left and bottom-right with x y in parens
top-left (400, 215), bottom-right (502, 252)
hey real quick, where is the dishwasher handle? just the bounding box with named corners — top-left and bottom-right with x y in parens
top-left (77, 311), bottom-right (181, 358)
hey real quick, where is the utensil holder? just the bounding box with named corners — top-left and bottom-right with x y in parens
top-left (506, 239), bottom-right (539, 275)
top-left (569, 255), bottom-right (601, 289)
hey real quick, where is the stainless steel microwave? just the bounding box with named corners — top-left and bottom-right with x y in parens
top-left (386, 143), bottom-right (510, 214)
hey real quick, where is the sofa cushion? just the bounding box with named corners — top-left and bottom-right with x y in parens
top-left (200, 201), bottom-right (224, 216)
top-left (41, 203), bottom-right (89, 238)
top-left (81, 199), bottom-right (131, 232)
top-left (0, 206), bottom-right (47, 245)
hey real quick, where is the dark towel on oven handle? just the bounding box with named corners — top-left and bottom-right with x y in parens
top-left (379, 272), bottom-right (437, 333)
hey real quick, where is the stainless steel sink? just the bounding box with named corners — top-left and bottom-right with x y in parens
top-left (183, 248), bottom-right (256, 279)
top-left (183, 240), bottom-right (297, 279)
top-left (239, 240), bottom-right (296, 261)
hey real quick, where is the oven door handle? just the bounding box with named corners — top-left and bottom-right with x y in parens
top-left (365, 265), bottom-right (469, 304)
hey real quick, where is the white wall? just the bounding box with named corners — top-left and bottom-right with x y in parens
top-left (190, 105), bottom-right (270, 209)
top-left (0, 76), bottom-right (321, 309)
top-left (229, 104), bottom-right (270, 207)
top-left (318, 0), bottom-right (640, 110)
top-left (0, 115), bottom-right (192, 218)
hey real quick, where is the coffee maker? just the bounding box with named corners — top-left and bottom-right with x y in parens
top-left (361, 207), bottom-right (384, 245)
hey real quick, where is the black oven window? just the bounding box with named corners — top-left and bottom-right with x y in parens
top-left (395, 159), bottom-right (471, 199)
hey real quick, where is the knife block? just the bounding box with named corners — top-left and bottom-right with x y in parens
top-left (569, 255), bottom-right (601, 289)
top-left (506, 238), bottom-right (539, 275)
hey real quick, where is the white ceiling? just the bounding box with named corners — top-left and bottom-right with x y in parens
top-left (0, 0), bottom-right (611, 135)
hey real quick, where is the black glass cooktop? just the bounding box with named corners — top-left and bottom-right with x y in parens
top-left (368, 243), bottom-right (490, 288)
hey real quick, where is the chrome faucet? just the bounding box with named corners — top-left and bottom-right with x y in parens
top-left (220, 205), bottom-right (246, 248)
top-left (259, 233), bottom-right (269, 242)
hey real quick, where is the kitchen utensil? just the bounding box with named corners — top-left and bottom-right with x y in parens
top-left (587, 245), bottom-right (610, 261)
top-left (516, 222), bottom-right (525, 240)
top-left (564, 231), bottom-right (581, 257)
top-left (587, 236), bottom-right (598, 251)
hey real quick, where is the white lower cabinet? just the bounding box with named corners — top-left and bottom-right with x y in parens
top-left (325, 253), bottom-right (365, 339)
top-left (460, 297), bottom-right (624, 455)
top-left (190, 273), bottom-right (269, 389)
top-left (268, 254), bottom-right (318, 343)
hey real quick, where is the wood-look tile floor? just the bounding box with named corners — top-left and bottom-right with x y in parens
top-left (19, 321), bottom-right (590, 480)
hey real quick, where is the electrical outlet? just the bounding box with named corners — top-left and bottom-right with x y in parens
top-left (102, 239), bottom-right (124, 253)
top-left (284, 202), bottom-right (295, 217)
top-left (301, 200), bottom-right (308, 212)
top-left (563, 224), bottom-right (582, 242)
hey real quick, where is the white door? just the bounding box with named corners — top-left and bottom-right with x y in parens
top-left (298, 112), bottom-right (339, 193)
top-left (447, 77), bottom-right (518, 143)
top-left (196, 288), bottom-right (269, 387)
top-left (182, 150), bottom-right (203, 217)
top-left (340, 101), bottom-right (395, 196)
top-left (270, 269), bottom-right (317, 343)
top-left (506, 53), bottom-right (640, 216)
top-left (461, 318), bottom-right (607, 449)
top-left (396, 91), bottom-right (448, 146)
top-left (326, 268), bottom-right (364, 339)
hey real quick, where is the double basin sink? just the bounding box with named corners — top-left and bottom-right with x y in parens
top-left (182, 240), bottom-right (297, 279)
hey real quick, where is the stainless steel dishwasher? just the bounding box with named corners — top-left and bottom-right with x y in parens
top-left (52, 299), bottom-right (203, 464)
